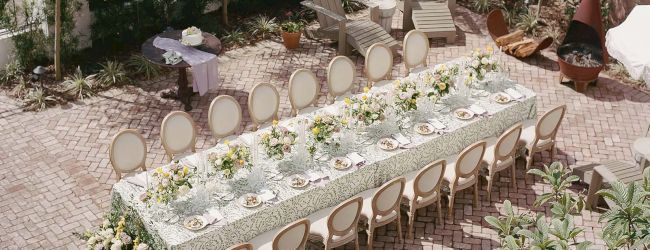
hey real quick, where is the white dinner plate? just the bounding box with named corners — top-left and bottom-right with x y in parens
top-left (240, 193), bottom-right (262, 208)
top-left (287, 174), bottom-right (309, 188)
top-left (330, 157), bottom-right (352, 170)
top-left (492, 92), bottom-right (512, 104)
top-left (414, 123), bottom-right (435, 135)
top-left (453, 108), bottom-right (475, 120)
top-left (183, 215), bottom-right (208, 231)
top-left (377, 138), bottom-right (399, 151)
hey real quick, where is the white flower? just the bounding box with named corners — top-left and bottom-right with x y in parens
top-left (481, 57), bottom-right (489, 65)
top-left (269, 138), bottom-right (279, 146)
top-left (352, 103), bottom-right (360, 110)
top-left (283, 136), bottom-right (292, 144)
top-left (102, 220), bottom-right (110, 228)
top-left (110, 240), bottom-right (123, 250)
top-left (472, 60), bottom-right (480, 68)
top-left (178, 185), bottom-right (190, 196)
top-left (480, 68), bottom-right (487, 76)
top-left (88, 236), bottom-right (97, 245)
top-left (161, 179), bottom-right (170, 187)
top-left (137, 243), bottom-right (150, 250)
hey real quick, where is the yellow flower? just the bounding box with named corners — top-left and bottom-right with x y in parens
top-left (438, 82), bottom-right (446, 90)
top-left (361, 95), bottom-right (368, 101)
top-left (227, 150), bottom-right (234, 158)
top-left (344, 98), bottom-right (352, 105)
top-left (486, 46), bottom-right (493, 53)
top-left (163, 172), bottom-right (170, 178)
top-left (223, 140), bottom-right (230, 146)
top-left (239, 159), bottom-right (245, 165)
top-left (410, 99), bottom-right (417, 104)
top-left (341, 119), bottom-right (348, 125)
top-left (363, 87), bottom-right (370, 93)
top-left (312, 127), bottom-right (320, 135)
top-left (314, 115), bottom-right (321, 123)
top-left (183, 166), bottom-right (189, 175)
top-left (156, 167), bottom-right (163, 174)
top-left (272, 120), bottom-right (279, 126)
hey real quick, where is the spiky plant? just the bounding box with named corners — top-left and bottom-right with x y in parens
top-left (341, 0), bottom-right (365, 13)
top-left (473, 0), bottom-right (492, 13)
top-left (542, 27), bottom-right (563, 47)
top-left (247, 15), bottom-right (278, 39)
top-left (127, 54), bottom-right (162, 80)
top-left (516, 10), bottom-right (540, 36)
top-left (221, 29), bottom-right (248, 48)
top-left (11, 76), bottom-right (30, 98)
top-left (24, 88), bottom-right (57, 111)
top-left (0, 60), bottom-right (24, 85)
top-left (96, 60), bottom-right (130, 88)
top-left (63, 67), bottom-right (95, 99)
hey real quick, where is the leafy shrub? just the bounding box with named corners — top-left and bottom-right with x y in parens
top-left (542, 27), bottom-right (562, 47)
top-left (63, 67), bottom-right (95, 99)
top-left (11, 76), bottom-right (30, 98)
top-left (564, 0), bottom-right (610, 29)
top-left (96, 60), bottom-right (130, 87)
top-left (127, 54), bottom-right (162, 80)
top-left (341, 0), bottom-right (365, 13)
top-left (24, 88), bottom-right (57, 111)
top-left (247, 15), bottom-right (278, 39)
top-left (221, 29), bottom-right (248, 48)
top-left (498, 0), bottom-right (526, 26)
top-left (485, 162), bottom-right (590, 249)
top-left (516, 10), bottom-right (539, 36)
top-left (0, 60), bottom-right (25, 85)
top-left (473, 0), bottom-right (492, 13)
top-left (281, 21), bottom-right (304, 33)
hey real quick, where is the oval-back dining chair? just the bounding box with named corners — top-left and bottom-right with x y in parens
top-left (109, 129), bottom-right (147, 180)
top-left (309, 196), bottom-right (363, 249)
top-left (208, 95), bottom-right (242, 142)
top-left (443, 140), bottom-right (487, 219)
top-left (248, 83), bottom-right (280, 131)
top-left (484, 123), bottom-right (523, 201)
top-left (327, 56), bottom-right (356, 104)
top-left (161, 111), bottom-right (197, 161)
top-left (521, 104), bottom-right (567, 176)
top-left (364, 43), bottom-right (394, 88)
top-left (288, 69), bottom-right (320, 116)
top-left (361, 177), bottom-right (405, 249)
top-left (403, 159), bottom-right (446, 239)
top-left (403, 30), bottom-right (429, 74)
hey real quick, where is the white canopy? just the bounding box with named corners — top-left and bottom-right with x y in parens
top-left (606, 5), bottom-right (650, 85)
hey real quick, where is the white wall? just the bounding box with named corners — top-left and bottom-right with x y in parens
top-left (0, 33), bottom-right (16, 67)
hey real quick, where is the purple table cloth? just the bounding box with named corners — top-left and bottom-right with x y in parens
top-left (154, 37), bottom-right (219, 96)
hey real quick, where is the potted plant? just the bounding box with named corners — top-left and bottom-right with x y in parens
top-left (281, 21), bottom-right (304, 49)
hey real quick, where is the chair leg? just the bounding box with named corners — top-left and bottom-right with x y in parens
top-left (447, 192), bottom-right (455, 222)
top-left (367, 227), bottom-right (374, 250)
top-left (354, 236), bottom-right (360, 250)
top-left (408, 207), bottom-right (416, 240)
top-left (511, 161), bottom-right (518, 191)
top-left (525, 151), bottom-right (534, 182)
top-left (550, 145), bottom-right (557, 161)
top-left (486, 174), bottom-right (493, 202)
top-left (473, 182), bottom-right (479, 208)
top-left (437, 198), bottom-right (443, 226)
top-left (396, 213), bottom-right (403, 243)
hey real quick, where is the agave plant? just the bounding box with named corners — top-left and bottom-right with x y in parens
top-left (221, 29), bottom-right (248, 48)
top-left (11, 76), bottom-right (30, 98)
top-left (127, 54), bottom-right (162, 80)
top-left (96, 60), bottom-right (130, 87)
top-left (247, 15), bottom-right (278, 39)
top-left (24, 88), bottom-right (57, 111)
top-left (516, 9), bottom-right (540, 36)
top-left (63, 67), bottom-right (95, 99)
top-left (473, 0), bottom-right (492, 13)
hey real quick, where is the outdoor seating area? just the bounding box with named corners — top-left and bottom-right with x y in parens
top-left (1, 0), bottom-right (650, 250)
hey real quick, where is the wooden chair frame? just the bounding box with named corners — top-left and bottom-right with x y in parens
top-left (248, 83), bottom-right (280, 131)
top-left (321, 196), bottom-right (363, 249)
top-left (404, 159), bottom-right (445, 239)
top-left (326, 56), bottom-right (356, 104)
top-left (109, 129), bottom-right (147, 181)
top-left (403, 30), bottom-right (429, 74)
top-left (161, 111), bottom-right (197, 162)
top-left (208, 95), bottom-right (243, 142)
top-left (272, 218), bottom-right (310, 250)
top-left (446, 140), bottom-right (486, 220)
top-left (485, 123), bottom-right (522, 201)
top-left (288, 69), bottom-right (320, 116)
top-left (364, 43), bottom-right (394, 87)
top-left (524, 105), bottom-right (567, 177)
top-left (365, 177), bottom-right (405, 249)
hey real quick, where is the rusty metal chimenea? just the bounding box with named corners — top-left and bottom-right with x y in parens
top-left (557, 0), bottom-right (609, 92)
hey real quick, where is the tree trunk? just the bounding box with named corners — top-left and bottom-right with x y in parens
top-left (54, 0), bottom-right (62, 80)
top-left (222, 0), bottom-right (229, 26)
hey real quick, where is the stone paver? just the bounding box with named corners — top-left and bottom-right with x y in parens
top-left (1, 6), bottom-right (649, 250)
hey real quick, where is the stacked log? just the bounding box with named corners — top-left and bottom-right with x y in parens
top-left (496, 30), bottom-right (540, 58)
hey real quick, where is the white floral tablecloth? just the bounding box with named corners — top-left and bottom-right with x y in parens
top-left (111, 62), bottom-right (537, 250)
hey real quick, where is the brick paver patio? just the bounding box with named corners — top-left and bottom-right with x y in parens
top-left (1, 6), bottom-right (649, 250)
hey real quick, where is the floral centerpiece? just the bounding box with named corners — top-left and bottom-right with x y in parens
top-left (208, 140), bottom-right (252, 179)
top-left (78, 217), bottom-right (150, 250)
top-left (464, 46), bottom-right (499, 82)
top-left (307, 114), bottom-right (342, 155)
top-left (261, 120), bottom-right (298, 160)
top-left (142, 163), bottom-right (193, 205)
top-left (392, 79), bottom-right (421, 113)
top-left (423, 63), bottom-right (459, 99)
top-left (343, 87), bottom-right (387, 126)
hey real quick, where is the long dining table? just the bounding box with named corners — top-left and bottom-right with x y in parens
top-left (111, 61), bottom-right (537, 250)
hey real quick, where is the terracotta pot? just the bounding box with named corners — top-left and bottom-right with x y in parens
top-left (282, 31), bottom-right (301, 49)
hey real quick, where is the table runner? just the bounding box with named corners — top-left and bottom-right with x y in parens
top-left (154, 37), bottom-right (219, 96)
top-left (111, 64), bottom-right (537, 250)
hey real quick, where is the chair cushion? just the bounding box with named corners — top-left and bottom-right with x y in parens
top-left (519, 119), bottom-right (552, 150)
top-left (443, 155), bottom-right (477, 191)
top-left (307, 204), bottom-right (357, 247)
top-left (359, 188), bottom-right (397, 225)
top-left (402, 169), bottom-right (439, 206)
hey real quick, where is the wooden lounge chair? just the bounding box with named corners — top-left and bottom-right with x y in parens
top-left (583, 160), bottom-right (645, 209)
top-left (486, 9), bottom-right (552, 58)
top-left (301, 0), bottom-right (399, 56)
top-left (403, 0), bottom-right (457, 43)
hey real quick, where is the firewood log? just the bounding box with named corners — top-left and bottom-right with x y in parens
top-left (506, 38), bottom-right (535, 54)
top-left (495, 30), bottom-right (524, 47)
top-left (514, 42), bottom-right (538, 57)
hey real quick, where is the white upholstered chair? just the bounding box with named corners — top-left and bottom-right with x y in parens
top-left (248, 83), bottom-right (280, 131)
top-left (519, 105), bottom-right (567, 177)
top-left (161, 111), bottom-right (197, 161)
top-left (109, 129), bottom-right (147, 181)
top-left (443, 140), bottom-right (487, 220)
top-left (208, 95), bottom-right (242, 143)
top-left (249, 218), bottom-right (310, 250)
top-left (359, 177), bottom-right (405, 249)
top-left (307, 196), bottom-right (363, 249)
top-left (226, 243), bottom-right (253, 250)
top-left (403, 30), bottom-right (429, 74)
top-left (364, 43), bottom-right (394, 88)
top-left (402, 159), bottom-right (445, 239)
top-left (288, 69), bottom-right (320, 116)
top-left (483, 123), bottom-right (523, 201)
top-left (327, 56), bottom-right (356, 104)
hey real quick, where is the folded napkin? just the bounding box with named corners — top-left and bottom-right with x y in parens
top-left (258, 189), bottom-right (276, 202)
top-left (392, 133), bottom-right (411, 145)
top-left (347, 152), bottom-right (366, 167)
top-left (504, 88), bottom-right (524, 99)
top-left (203, 208), bottom-right (224, 224)
top-left (305, 171), bottom-right (325, 182)
top-left (125, 172), bottom-right (147, 187)
top-left (468, 105), bottom-right (488, 116)
top-left (427, 119), bottom-right (447, 130)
